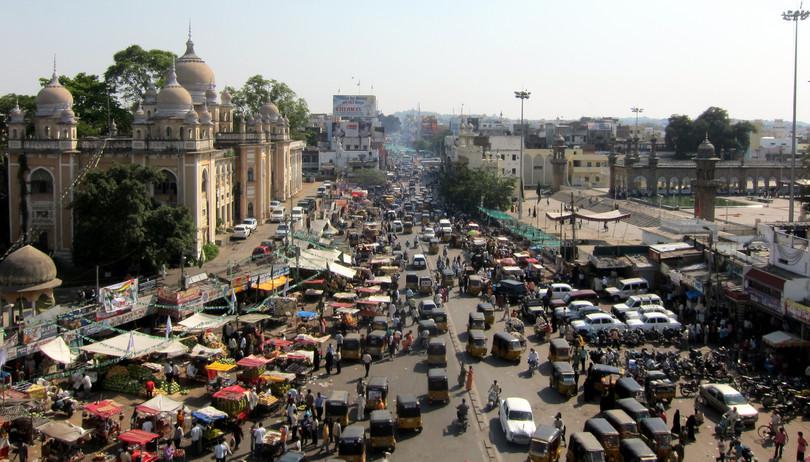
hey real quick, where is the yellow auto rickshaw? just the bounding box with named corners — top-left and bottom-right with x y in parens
top-left (369, 410), bottom-right (396, 452)
top-left (325, 390), bottom-right (350, 427)
top-left (466, 329), bottom-right (488, 359)
top-left (427, 368), bottom-right (449, 404)
top-left (428, 238), bottom-right (440, 255)
top-left (429, 309), bottom-right (448, 332)
top-left (466, 275), bottom-right (483, 296)
top-left (477, 302), bottom-right (495, 328)
top-left (365, 376), bottom-right (389, 411)
top-left (372, 316), bottom-right (390, 332)
top-left (491, 331), bottom-right (523, 363)
top-left (528, 425), bottom-right (564, 462)
top-left (395, 394), bottom-right (422, 432)
top-left (584, 418), bottom-right (620, 462)
top-left (427, 337), bottom-right (447, 366)
top-left (467, 312), bottom-right (486, 332)
top-left (366, 330), bottom-right (387, 359)
top-left (418, 276), bottom-right (433, 295)
top-left (403, 220), bottom-right (414, 235)
top-left (549, 361), bottom-right (577, 398)
top-left (405, 273), bottom-right (419, 291)
top-left (338, 424), bottom-right (366, 462)
top-left (342, 333), bottom-right (362, 361)
top-left (440, 269), bottom-right (455, 289)
top-left (566, 432), bottom-right (605, 462)
top-left (548, 338), bottom-right (571, 362)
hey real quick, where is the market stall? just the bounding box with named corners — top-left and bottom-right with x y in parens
top-left (134, 395), bottom-right (183, 441)
top-left (236, 355), bottom-right (271, 386)
top-left (211, 385), bottom-right (249, 420)
top-left (190, 406), bottom-right (228, 448)
top-left (118, 430), bottom-right (161, 462)
top-left (205, 360), bottom-right (238, 390)
top-left (37, 421), bottom-right (88, 462)
top-left (82, 400), bottom-right (123, 443)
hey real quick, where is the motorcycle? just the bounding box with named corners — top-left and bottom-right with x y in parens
top-left (487, 388), bottom-right (501, 409)
top-left (51, 396), bottom-right (76, 418)
top-left (679, 380), bottom-right (699, 398)
top-left (456, 410), bottom-right (469, 432)
top-left (527, 358), bottom-right (538, 377)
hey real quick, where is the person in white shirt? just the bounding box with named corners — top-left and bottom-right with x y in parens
top-left (141, 419), bottom-right (153, 433)
top-left (253, 423), bottom-right (266, 456)
top-left (186, 363), bottom-right (197, 379)
top-left (214, 440), bottom-right (230, 462)
top-left (82, 374), bottom-right (93, 396)
top-left (189, 423), bottom-right (203, 455)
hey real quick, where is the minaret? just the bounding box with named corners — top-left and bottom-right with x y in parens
top-left (550, 133), bottom-right (567, 193)
top-left (693, 135), bottom-right (720, 221)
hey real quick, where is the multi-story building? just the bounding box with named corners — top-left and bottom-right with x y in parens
top-left (5, 32), bottom-right (303, 258)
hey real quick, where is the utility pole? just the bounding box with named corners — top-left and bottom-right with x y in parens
top-left (631, 107), bottom-right (644, 151)
top-left (515, 90), bottom-right (531, 219)
top-left (783, 6), bottom-right (809, 222)
top-left (570, 192), bottom-right (576, 252)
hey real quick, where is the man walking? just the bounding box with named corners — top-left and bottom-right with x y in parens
top-left (797, 431), bottom-right (806, 462)
top-left (362, 351), bottom-right (372, 378)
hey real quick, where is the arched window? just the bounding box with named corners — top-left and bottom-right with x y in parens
top-left (247, 202), bottom-right (254, 218)
top-left (44, 126), bottom-right (51, 139)
top-left (188, 128), bottom-right (193, 139)
top-left (29, 169), bottom-right (54, 197)
top-left (247, 167), bottom-right (255, 183)
top-left (136, 130), bottom-right (141, 139)
top-left (166, 126), bottom-right (172, 138)
top-left (155, 170), bottom-right (178, 205)
top-left (201, 169), bottom-right (208, 194)
top-left (147, 110), bottom-right (151, 118)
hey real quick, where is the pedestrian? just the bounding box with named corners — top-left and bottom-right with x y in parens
top-left (774, 427), bottom-right (787, 460)
top-left (574, 368), bottom-right (580, 389)
top-left (356, 393), bottom-right (366, 421)
top-left (17, 441), bottom-right (27, 462)
top-left (685, 414), bottom-right (697, 441)
top-left (315, 392), bottom-right (324, 420)
top-left (145, 379), bottom-right (155, 398)
top-left (335, 350), bottom-right (342, 374)
top-left (465, 366), bottom-right (474, 392)
top-left (332, 420), bottom-right (342, 452)
top-left (579, 346), bottom-right (587, 373)
top-left (797, 431), bottom-right (806, 462)
top-left (190, 421), bottom-right (203, 455)
top-left (321, 420), bottom-right (330, 453)
top-left (362, 351), bottom-right (372, 378)
top-left (671, 409), bottom-right (681, 440)
top-left (231, 421), bottom-right (242, 450)
top-left (324, 348), bottom-right (334, 375)
top-left (313, 348), bottom-right (321, 373)
top-left (173, 423), bottom-right (184, 450)
top-left (213, 439), bottom-right (230, 462)
top-left (335, 332), bottom-right (344, 353)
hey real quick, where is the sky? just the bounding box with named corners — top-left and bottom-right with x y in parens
top-left (2, 0), bottom-right (809, 122)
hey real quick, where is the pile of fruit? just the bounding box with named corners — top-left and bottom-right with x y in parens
top-left (213, 395), bottom-right (247, 417)
top-left (203, 427), bottom-right (223, 442)
top-left (156, 380), bottom-right (187, 395)
top-left (103, 365), bottom-right (154, 396)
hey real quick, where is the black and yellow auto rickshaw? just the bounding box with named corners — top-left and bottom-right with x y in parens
top-left (418, 276), bottom-right (433, 295)
top-left (369, 410), bottom-right (396, 452)
top-left (548, 338), bottom-right (571, 362)
top-left (325, 390), bottom-right (350, 427)
top-left (428, 238), bottom-right (440, 255)
top-left (440, 268), bottom-right (455, 289)
top-left (549, 361), bottom-right (577, 398)
top-left (643, 370), bottom-right (676, 405)
top-left (342, 333), bottom-right (362, 361)
top-left (467, 275), bottom-right (483, 296)
top-left (566, 432), bottom-right (605, 462)
top-left (466, 329), bottom-right (488, 358)
top-left (403, 220), bottom-right (414, 234)
top-left (372, 316), bottom-right (390, 332)
top-left (590, 364), bottom-right (623, 395)
top-left (602, 409), bottom-right (639, 440)
top-left (614, 377), bottom-right (643, 401)
top-left (405, 273), bottom-right (419, 291)
top-left (491, 331), bottom-right (523, 363)
top-left (638, 418), bottom-right (671, 461)
top-left (395, 394), bottom-right (422, 432)
top-left (584, 418), bottom-right (620, 462)
top-left (615, 398), bottom-right (651, 423)
top-left (338, 424), bottom-right (366, 462)
top-left (365, 376), bottom-right (389, 411)
top-left (427, 337), bottom-right (447, 366)
top-left (417, 319), bottom-right (438, 338)
top-left (476, 302), bottom-right (495, 328)
top-left (467, 312), bottom-right (486, 332)
top-left (366, 330), bottom-right (387, 359)
top-left (427, 368), bottom-right (449, 404)
top-left (528, 425), bottom-right (563, 462)
top-left (619, 438), bottom-right (658, 462)
top-left (429, 309), bottom-right (448, 332)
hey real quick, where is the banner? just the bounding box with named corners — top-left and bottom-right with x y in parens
top-left (99, 279), bottom-right (139, 314)
top-left (786, 299), bottom-right (810, 324)
top-left (333, 95), bottom-right (377, 118)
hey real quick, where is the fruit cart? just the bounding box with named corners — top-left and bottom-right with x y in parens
top-left (118, 430), bottom-right (161, 462)
top-left (205, 360), bottom-right (238, 391)
top-left (134, 395), bottom-right (183, 441)
top-left (102, 364), bottom-right (158, 397)
top-left (190, 406), bottom-right (228, 449)
top-left (236, 355), bottom-right (271, 386)
top-left (211, 385), bottom-right (249, 421)
top-left (259, 371), bottom-right (295, 402)
top-left (82, 400), bottom-right (123, 444)
top-left (36, 421), bottom-right (89, 462)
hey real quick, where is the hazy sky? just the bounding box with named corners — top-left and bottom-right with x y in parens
top-left (2, 0), bottom-right (808, 122)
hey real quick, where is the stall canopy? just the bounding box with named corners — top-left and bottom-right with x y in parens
top-left (178, 313), bottom-right (235, 332)
top-left (136, 395), bottom-right (183, 416)
top-left (212, 385), bottom-right (248, 401)
top-left (762, 330), bottom-right (810, 348)
top-left (118, 429), bottom-right (160, 446)
top-left (84, 400), bottom-right (124, 418)
top-left (188, 344), bottom-right (223, 359)
top-left (236, 355), bottom-right (270, 368)
top-left (238, 314), bottom-right (271, 324)
top-left (191, 406), bottom-right (229, 424)
top-left (545, 209), bottom-right (631, 223)
top-left (79, 332), bottom-right (188, 359)
top-left (39, 336), bottom-right (76, 365)
top-left (37, 421), bottom-right (88, 443)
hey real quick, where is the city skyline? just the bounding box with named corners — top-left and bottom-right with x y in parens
top-left (1, 0), bottom-right (808, 122)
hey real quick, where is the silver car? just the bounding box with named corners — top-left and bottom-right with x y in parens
top-left (571, 313), bottom-right (627, 336)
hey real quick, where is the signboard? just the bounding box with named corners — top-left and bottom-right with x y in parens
top-left (232, 266), bottom-right (290, 293)
top-left (786, 299), bottom-right (810, 324)
top-left (98, 279), bottom-right (139, 314)
top-left (333, 95), bottom-right (377, 118)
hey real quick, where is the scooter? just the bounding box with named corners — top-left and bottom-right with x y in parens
top-left (51, 396), bottom-right (76, 418)
top-left (457, 410), bottom-right (469, 432)
top-left (487, 388), bottom-right (501, 409)
top-left (527, 358), bottom-right (538, 377)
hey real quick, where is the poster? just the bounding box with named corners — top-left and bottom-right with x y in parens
top-left (99, 279), bottom-right (139, 314)
top-left (333, 95), bottom-right (377, 118)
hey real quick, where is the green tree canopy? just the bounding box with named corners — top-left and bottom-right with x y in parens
top-left (38, 73), bottom-right (131, 137)
top-left (379, 114), bottom-right (401, 133)
top-left (350, 168), bottom-right (387, 187)
top-left (0, 94), bottom-right (36, 144)
top-left (224, 75), bottom-right (310, 140)
top-left (71, 165), bottom-right (194, 274)
top-left (104, 45), bottom-right (175, 105)
top-left (665, 107), bottom-right (755, 159)
top-left (439, 164), bottom-right (516, 213)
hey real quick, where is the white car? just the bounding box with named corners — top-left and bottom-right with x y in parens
top-left (274, 223), bottom-right (290, 239)
top-left (626, 312), bottom-right (682, 332)
top-left (231, 224), bottom-right (250, 240)
top-left (418, 300), bottom-right (438, 316)
top-left (699, 383), bottom-right (759, 427)
top-left (498, 397), bottom-right (536, 444)
top-left (291, 207), bottom-right (304, 223)
top-left (537, 283), bottom-right (573, 301)
top-left (269, 208), bottom-right (285, 223)
top-left (242, 218), bottom-right (258, 232)
top-left (553, 300), bottom-right (594, 322)
top-left (420, 227), bottom-right (436, 241)
top-left (612, 294), bottom-right (664, 320)
top-left (391, 220), bottom-right (404, 233)
top-left (571, 313), bottom-right (627, 336)
top-left (624, 305), bottom-right (677, 321)
top-left (269, 200), bottom-right (282, 209)
top-left (412, 254), bottom-right (427, 270)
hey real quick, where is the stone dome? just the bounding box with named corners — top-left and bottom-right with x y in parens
top-left (59, 107), bottom-right (76, 124)
top-left (0, 245), bottom-right (62, 291)
top-left (9, 102), bottom-right (24, 123)
top-left (220, 89), bottom-right (232, 105)
top-left (133, 103), bottom-right (147, 123)
top-left (157, 61), bottom-right (194, 117)
top-left (554, 134), bottom-right (566, 146)
top-left (37, 72), bottom-right (73, 116)
top-left (260, 102), bottom-right (280, 118)
top-left (697, 135), bottom-right (716, 159)
top-left (175, 33), bottom-right (215, 105)
top-left (144, 82), bottom-right (158, 104)
top-left (199, 102), bottom-right (212, 124)
top-left (184, 106), bottom-right (199, 124)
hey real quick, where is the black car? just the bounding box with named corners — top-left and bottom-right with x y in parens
top-left (521, 298), bottom-right (546, 323)
top-left (494, 279), bottom-right (528, 303)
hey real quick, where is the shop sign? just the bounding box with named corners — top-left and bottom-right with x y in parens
top-left (748, 290), bottom-right (781, 314)
top-left (786, 299), bottom-right (810, 324)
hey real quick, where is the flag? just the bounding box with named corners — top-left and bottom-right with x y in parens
top-left (126, 332), bottom-right (135, 355)
top-left (165, 316), bottom-right (172, 339)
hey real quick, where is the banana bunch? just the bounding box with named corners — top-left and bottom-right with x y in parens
top-left (213, 397), bottom-right (247, 416)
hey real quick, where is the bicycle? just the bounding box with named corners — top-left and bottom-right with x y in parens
top-left (757, 424), bottom-right (775, 445)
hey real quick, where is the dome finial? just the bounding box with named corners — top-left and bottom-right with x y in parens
top-left (49, 55), bottom-right (59, 85)
top-left (167, 57), bottom-right (178, 85)
top-left (184, 22), bottom-right (195, 55)
top-left (188, 19), bottom-right (192, 42)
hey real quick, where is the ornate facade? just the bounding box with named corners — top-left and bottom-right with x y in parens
top-left (5, 32), bottom-right (304, 258)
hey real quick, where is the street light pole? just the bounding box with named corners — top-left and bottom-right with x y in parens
top-left (515, 90), bottom-right (531, 219)
top-left (783, 7), bottom-right (809, 223)
top-left (631, 107), bottom-right (644, 148)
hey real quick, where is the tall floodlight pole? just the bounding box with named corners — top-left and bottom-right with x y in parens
top-left (631, 107), bottom-right (644, 145)
top-left (783, 7), bottom-right (809, 223)
top-left (515, 90), bottom-right (531, 219)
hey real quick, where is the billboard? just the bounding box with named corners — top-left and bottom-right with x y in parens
top-left (333, 95), bottom-right (377, 118)
top-left (99, 278), bottom-right (139, 314)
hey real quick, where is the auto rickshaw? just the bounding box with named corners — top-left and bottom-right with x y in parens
top-left (403, 220), bottom-right (414, 234)
top-left (325, 390), bottom-right (350, 427)
top-left (417, 319), bottom-right (438, 341)
top-left (338, 424), bottom-right (366, 462)
top-left (440, 268), bottom-right (455, 289)
top-left (365, 376), bottom-right (389, 411)
top-left (429, 309), bottom-right (448, 332)
top-left (369, 410), bottom-right (396, 452)
top-left (467, 312), bottom-right (486, 332)
top-left (590, 364), bottom-right (623, 395)
top-left (566, 432), bottom-right (605, 462)
top-left (366, 330), bottom-right (387, 359)
top-left (466, 329), bottom-right (488, 359)
top-left (405, 273), bottom-right (418, 291)
top-left (548, 338), bottom-right (571, 362)
top-left (584, 418), bottom-right (620, 462)
top-left (528, 425), bottom-right (563, 462)
top-left (491, 331), bottom-right (523, 363)
top-left (466, 275), bottom-right (483, 296)
top-left (643, 370), bottom-right (675, 405)
top-left (619, 438), bottom-right (658, 462)
top-left (418, 276), bottom-right (433, 295)
top-left (476, 302), bottom-right (495, 328)
top-left (614, 377), bottom-right (643, 401)
top-left (427, 338), bottom-right (447, 366)
top-left (395, 394), bottom-right (422, 432)
top-left (602, 409), bottom-right (639, 439)
top-left (616, 398), bottom-right (651, 423)
top-left (372, 316), bottom-right (390, 332)
top-left (426, 368), bottom-right (449, 404)
top-left (342, 333), bottom-right (362, 361)
top-left (550, 361), bottom-right (577, 398)
top-left (428, 238), bottom-right (440, 255)
top-left (638, 418), bottom-right (671, 461)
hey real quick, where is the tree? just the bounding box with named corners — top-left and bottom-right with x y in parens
top-left (439, 164), bottom-right (516, 213)
top-left (379, 114), bottom-right (401, 133)
top-left (664, 114), bottom-right (695, 159)
top-left (104, 45), bottom-right (175, 105)
top-left (225, 75), bottom-right (310, 140)
top-left (350, 168), bottom-right (386, 187)
top-left (71, 165), bottom-right (194, 274)
top-left (665, 107), bottom-right (756, 159)
top-left (0, 94), bottom-right (36, 145)
top-left (39, 73), bottom-right (131, 137)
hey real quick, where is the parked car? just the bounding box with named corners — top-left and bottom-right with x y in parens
top-left (625, 313), bottom-right (682, 332)
top-left (498, 397), bottom-right (536, 444)
top-left (537, 283), bottom-right (574, 301)
top-left (251, 245), bottom-right (272, 260)
top-left (275, 223), bottom-right (290, 240)
top-left (605, 278), bottom-right (649, 302)
top-left (269, 200), bottom-right (282, 209)
top-left (291, 207), bottom-right (304, 223)
top-left (421, 228), bottom-right (436, 241)
top-left (242, 218), bottom-right (258, 232)
top-left (391, 220), bottom-right (404, 233)
top-left (553, 300), bottom-right (595, 322)
top-left (624, 305), bottom-right (677, 321)
top-left (571, 313), bottom-right (627, 336)
top-left (699, 384), bottom-right (758, 427)
top-left (231, 224), bottom-right (250, 240)
top-left (612, 294), bottom-right (664, 320)
top-left (270, 208), bottom-right (286, 223)
top-left (412, 254), bottom-right (427, 270)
